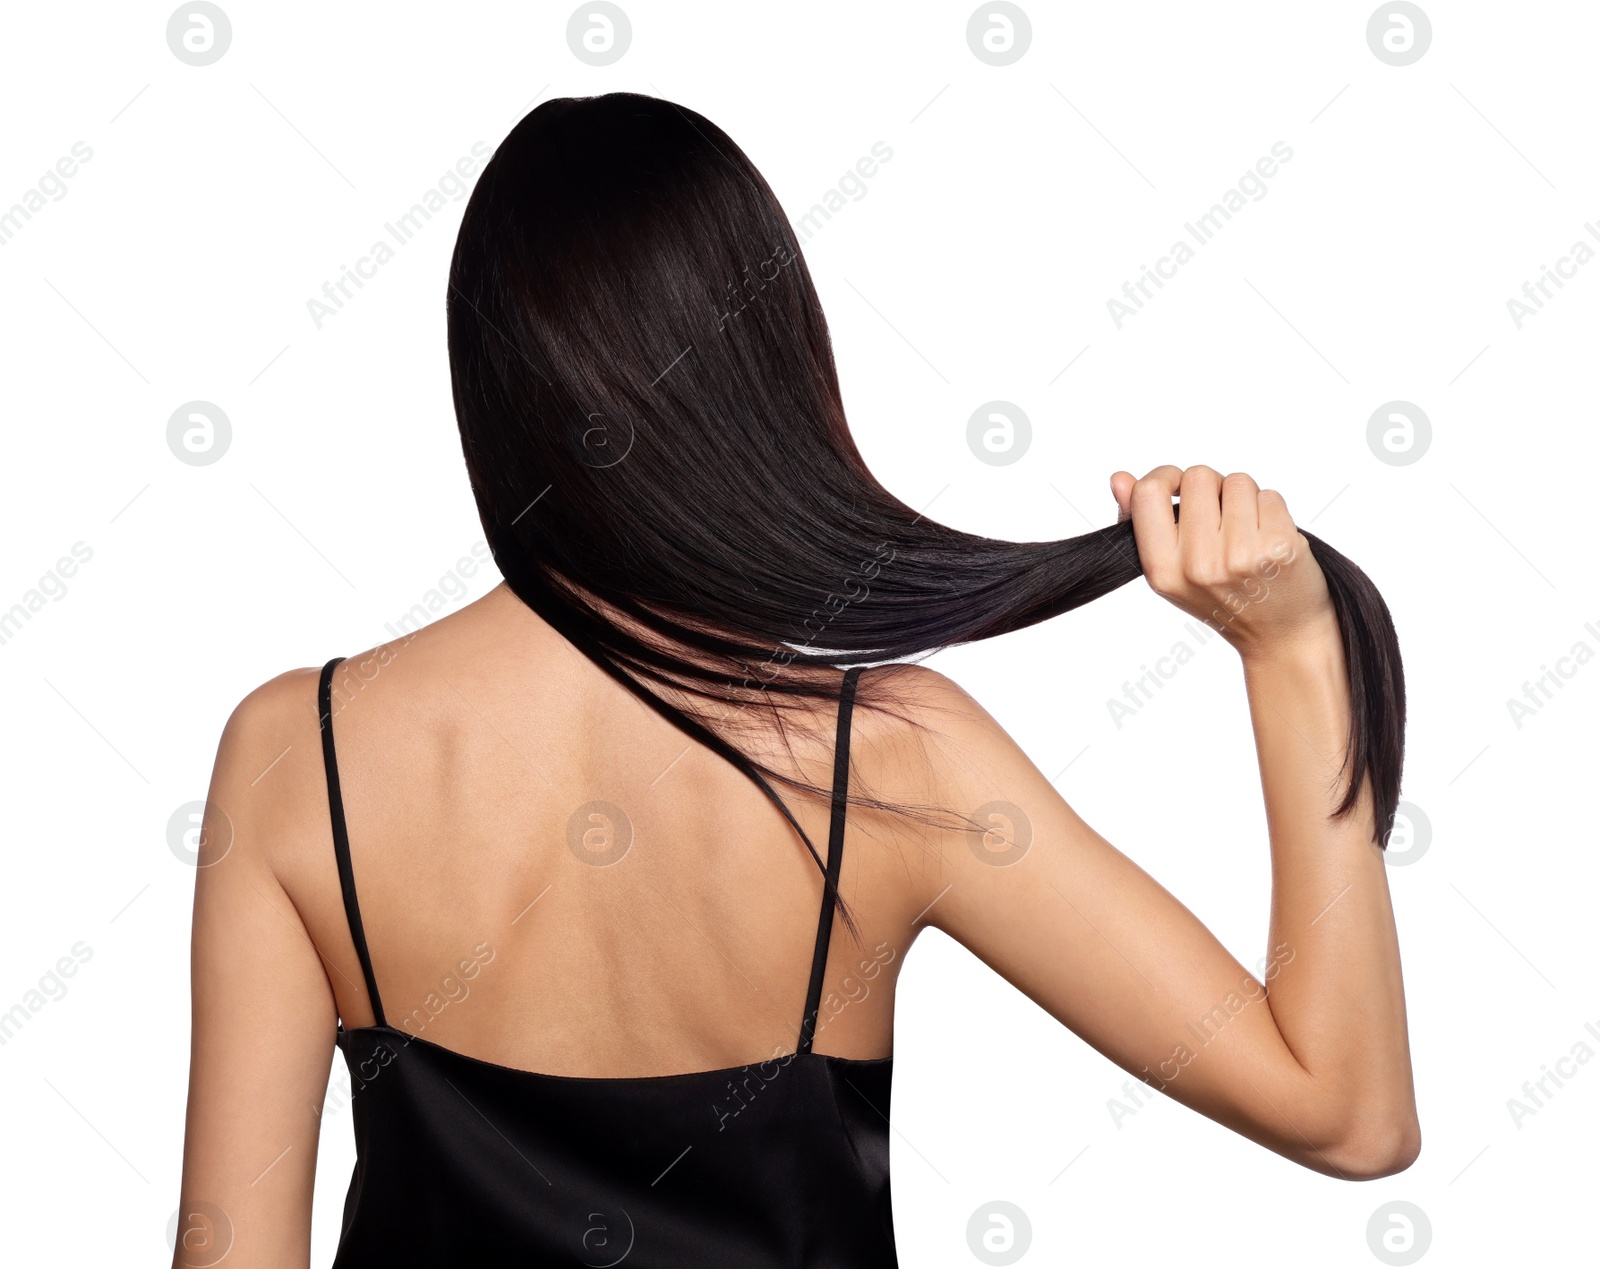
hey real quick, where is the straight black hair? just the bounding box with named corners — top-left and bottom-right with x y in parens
top-left (445, 92), bottom-right (1406, 930)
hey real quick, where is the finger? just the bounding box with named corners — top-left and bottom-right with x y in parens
top-left (1256, 489), bottom-right (1301, 566)
top-left (1110, 471), bottom-right (1136, 523)
top-left (1257, 488), bottom-right (1294, 535)
top-left (1177, 466), bottom-right (1223, 536)
top-left (1220, 472), bottom-right (1262, 579)
top-left (1222, 470), bottom-right (1260, 540)
top-left (1137, 464), bottom-right (1181, 488)
top-left (1129, 465), bottom-right (1182, 589)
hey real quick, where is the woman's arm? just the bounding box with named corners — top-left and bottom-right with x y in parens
top-left (894, 464), bottom-right (1418, 1178)
top-left (173, 671), bottom-right (338, 1268)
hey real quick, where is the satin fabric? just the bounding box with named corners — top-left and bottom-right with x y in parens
top-left (330, 1024), bottom-right (897, 1266)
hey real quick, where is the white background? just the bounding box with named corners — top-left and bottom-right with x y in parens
top-left (1, 2), bottom-right (1595, 1265)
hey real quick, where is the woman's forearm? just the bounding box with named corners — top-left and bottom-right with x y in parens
top-left (1241, 614), bottom-right (1420, 1170)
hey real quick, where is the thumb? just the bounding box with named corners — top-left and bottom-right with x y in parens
top-left (1110, 471), bottom-right (1135, 522)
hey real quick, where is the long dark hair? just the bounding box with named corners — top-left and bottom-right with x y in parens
top-left (445, 92), bottom-right (1405, 928)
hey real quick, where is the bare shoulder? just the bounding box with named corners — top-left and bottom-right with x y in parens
top-left (214, 664), bottom-right (324, 784)
top-left (853, 661), bottom-right (1026, 786)
top-left (207, 589), bottom-right (563, 865)
top-left (859, 660), bottom-right (995, 711)
top-left (221, 662), bottom-right (323, 737)
top-left (203, 662), bottom-right (333, 876)
top-left (848, 662), bottom-right (1045, 858)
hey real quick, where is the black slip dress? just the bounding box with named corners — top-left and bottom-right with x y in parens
top-left (317, 659), bottom-right (897, 1267)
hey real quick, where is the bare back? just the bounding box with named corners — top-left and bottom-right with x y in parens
top-left (268, 582), bottom-right (924, 1079)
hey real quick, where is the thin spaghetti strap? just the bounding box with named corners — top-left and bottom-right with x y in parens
top-left (797, 665), bottom-right (863, 1055)
top-left (317, 657), bottom-right (387, 1028)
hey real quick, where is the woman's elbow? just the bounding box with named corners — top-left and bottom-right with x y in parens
top-left (1319, 1111), bottom-right (1422, 1180)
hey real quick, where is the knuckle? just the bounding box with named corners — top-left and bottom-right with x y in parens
top-left (1146, 565), bottom-right (1181, 597)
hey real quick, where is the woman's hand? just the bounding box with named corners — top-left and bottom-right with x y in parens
top-left (1111, 465), bottom-right (1337, 660)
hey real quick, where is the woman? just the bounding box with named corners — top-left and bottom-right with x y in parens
top-left (174, 92), bottom-right (1418, 1267)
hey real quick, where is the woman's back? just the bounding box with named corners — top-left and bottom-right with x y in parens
top-left (211, 584), bottom-right (925, 1262)
top-left (284, 583), bottom-right (915, 1078)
